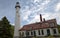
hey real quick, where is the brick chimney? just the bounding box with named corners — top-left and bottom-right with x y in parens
top-left (40, 14), bottom-right (42, 22)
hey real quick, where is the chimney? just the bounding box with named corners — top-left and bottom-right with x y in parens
top-left (40, 14), bottom-right (42, 22)
top-left (43, 18), bottom-right (45, 22)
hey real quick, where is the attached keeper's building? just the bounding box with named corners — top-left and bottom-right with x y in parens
top-left (19, 14), bottom-right (59, 38)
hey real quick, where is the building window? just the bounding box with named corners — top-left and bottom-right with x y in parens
top-left (19, 32), bottom-right (24, 37)
top-left (22, 32), bottom-right (24, 36)
top-left (33, 30), bottom-right (36, 36)
top-left (53, 29), bottom-right (57, 34)
top-left (27, 31), bottom-right (29, 35)
top-left (26, 31), bottom-right (29, 36)
top-left (41, 30), bottom-right (44, 35)
top-left (47, 29), bottom-right (50, 36)
top-left (38, 30), bottom-right (40, 35)
top-left (31, 31), bottom-right (33, 35)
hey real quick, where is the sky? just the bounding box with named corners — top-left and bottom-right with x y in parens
top-left (0, 0), bottom-right (60, 27)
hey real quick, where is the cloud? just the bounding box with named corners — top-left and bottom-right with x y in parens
top-left (33, 0), bottom-right (41, 3)
top-left (21, 6), bottom-right (32, 21)
top-left (43, 12), bottom-right (60, 24)
top-left (21, 0), bottom-right (51, 20)
top-left (28, 15), bottom-right (40, 24)
top-left (22, 0), bottom-right (51, 24)
top-left (55, 2), bottom-right (60, 12)
top-left (20, 0), bottom-right (60, 25)
top-left (27, 9), bottom-right (60, 24)
top-left (41, 0), bottom-right (51, 5)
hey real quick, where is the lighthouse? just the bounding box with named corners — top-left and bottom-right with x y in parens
top-left (14, 2), bottom-right (20, 38)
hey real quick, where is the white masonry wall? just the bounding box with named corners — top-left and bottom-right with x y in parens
top-left (14, 5), bottom-right (20, 37)
top-left (20, 28), bottom-right (59, 37)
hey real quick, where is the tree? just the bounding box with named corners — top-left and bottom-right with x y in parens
top-left (0, 16), bottom-right (13, 38)
top-left (57, 25), bottom-right (60, 34)
top-left (10, 25), bottom-right (14, 38)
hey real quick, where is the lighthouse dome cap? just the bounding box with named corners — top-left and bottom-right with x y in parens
top-left (16, 2), bottom-right (19, 4)
top-left (15, 2), bottom-right (20, 8)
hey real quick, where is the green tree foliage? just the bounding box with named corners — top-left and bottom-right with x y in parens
top-left (57, 25), bottom-right (60, 34)
top-left (11, 25), bottom-right (14, 38)
top-left (0, 16), bottom-right (14, 38)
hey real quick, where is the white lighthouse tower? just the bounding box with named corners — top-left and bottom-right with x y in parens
top-left (14, 2), bottom-right (20, 38)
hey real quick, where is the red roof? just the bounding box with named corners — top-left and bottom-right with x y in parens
top-left (19, 19), bottom-right (57, 31)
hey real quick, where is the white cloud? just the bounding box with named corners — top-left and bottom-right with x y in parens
top-left (28, 11), bottom-right (60, 24)
top-left (10, 23), bottom-right (15, 26)
top-left (55, 3), bottom-right (60, 11)
top-left (21, 6), bottom-right (31, 21)
top-left (21, 0), bottom-right (60, 25)
top-left (32, 0), bottom-right (51, 13)
top-left (21, 0), bottom-right (51, 25)
top-left (43, 12), bottom-right (60, 20)
top-left (23, 16), bottom-right (28, 20)
top-left (28, 15), bottom-right (40, 24)
top-left (33, 0), bottom-right (51, 5)
top-left (43, 12), bottom-right (60, 24)
top-left (42, 0), bottom-right (51, 5)
top-left (23, 10), bottom-right (31, 20)
top-left (33, 0), bottom-right (41, 3)
top-left (25, 0), bottom-right (51, 24)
